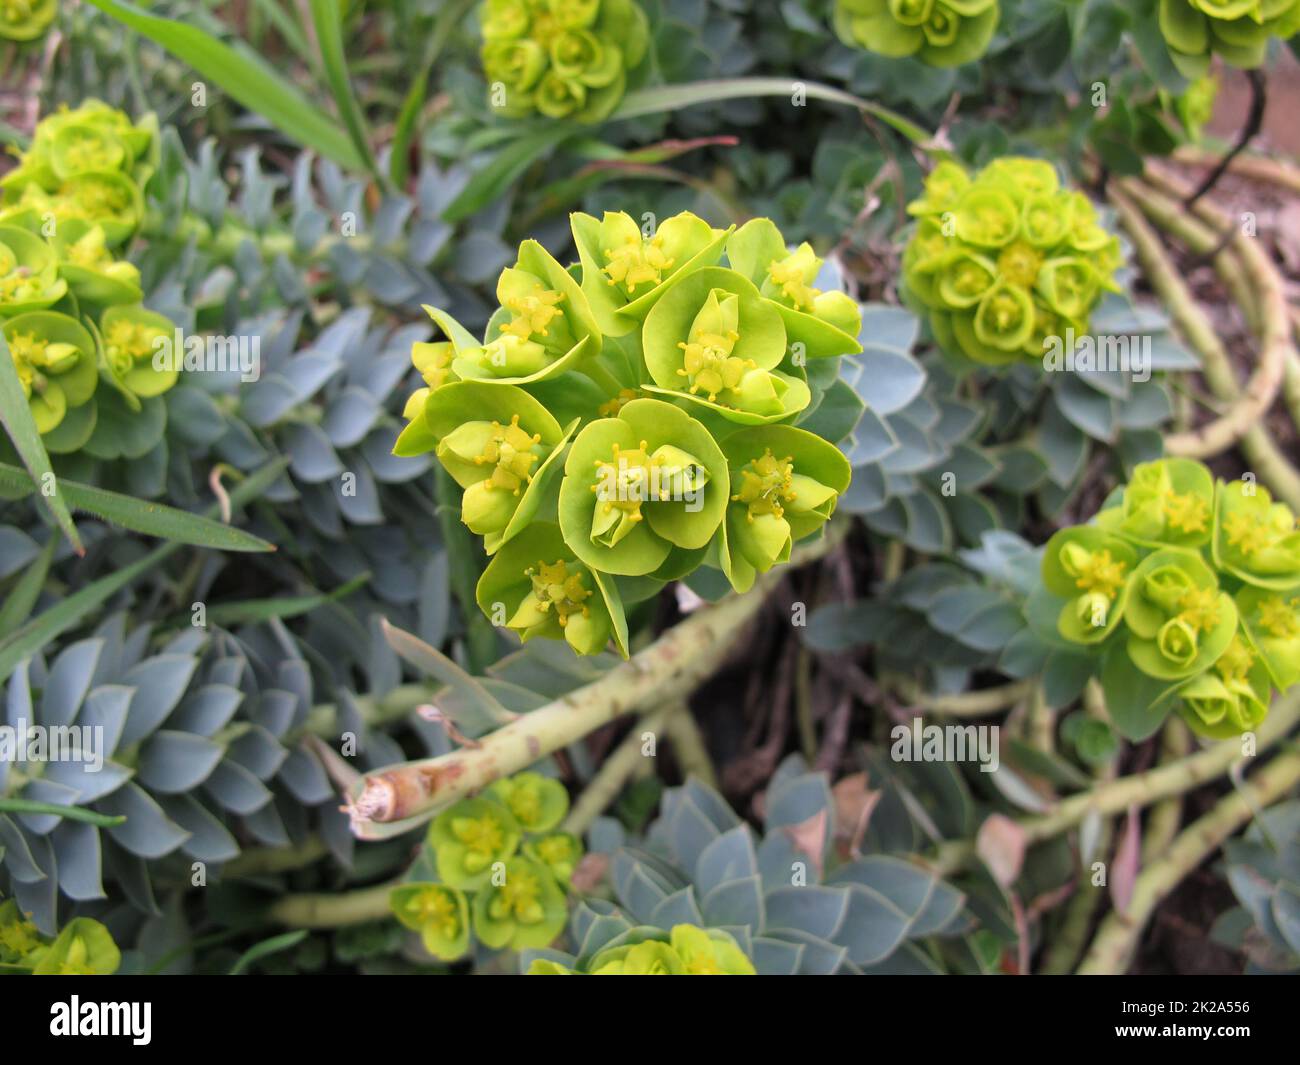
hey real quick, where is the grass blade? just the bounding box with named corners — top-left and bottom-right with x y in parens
top-left (307, 0), bottom-right (381, 185)
top-left (228, 930), bottom-right (309, 975)
top-left (389, 0), bottom-right (475, 188)
top-left (0, 463), bottom-right (275, 552)
top-left (441, 125), bottom-right (579, 222)
top-left (613, 78), bottom-right (935, 147)
top-left (203, 571), bottom-right (370, 626)
top-left (83, 0), bottom-right (365, 171)
top-left (0, 536), bottom-right (55, 639)
top-left (0, 334), bottom-right (82, 554)
top-left (0, 798), bottom-right (126, 828)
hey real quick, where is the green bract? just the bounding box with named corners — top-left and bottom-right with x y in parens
top-left (0, 223), bottom-right (67, 316)
top-left (902, 157), bottom-right (1122, 367)
top-left (524, 831), bottom-right (584, 883)
top-left (1212, 479), bottom-right (1300, 590)
top-left (4, 311), bottom-right (98, 439)
top-left (471, 856), bottom-right (568, 950)
top-left (488, 771), bottom-right (570, 832)
top-left (726, 219), bottom-right (863, 358)
top-left (28, 917), bottom-right (121, 976)
top-left (428, 797), bottom-right (523, 889)
top-left (99, 305), bottom-right (180, 404)
top-left (1041, 526), bottom-right (1138, 645)
top-left (51, 219), bottom-right (143, 307)
top-left (833, 0), bottom-right (1001, 67)
top-left (400, 381), bottom-right (574, 552)
top-left (559, 398), bottom-right (728, 576)
top-left (1096, 457), bottom-right (1214, 549)
top-left (643, 268), bottom-right (810, 423)
top-left (479, 0), bottom-right (649, 123)
top-left (0, 0), bottom-right (54, 41)
top-left (718, 425), bottom-right (851, 593)
top-left (457, 241), bottom-right (600, 384)
top-left (390, 884), bottom-right (472, 961)
top-left (571, 210), bottom-right (730, 336)
top-left (1124, 549), bottom-right (1237, 681)
top-left (580, 925), bottom-right (756, 975)
top-left (1158, 0), bottom-right (1300, 76)
top-left (476, 523), bottom-right (629, 656)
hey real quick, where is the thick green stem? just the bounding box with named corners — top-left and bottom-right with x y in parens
top-left (889, 677), bottom-right (1037, 717)
top-left (1076, 748), bottom-right (1300, 975)
top-left (265, 878), bottom-right (400, 929)
top-left (1112, 182), bottom-right (1300, 510)
top-left (563, 704), bottom-right (677, 837)
top-left (345, 527), bottom-right (844, 833)
top-left (930, 688), bottom-right (1300, 874)
top-left (1113, 181), bottom-right (1291, 464)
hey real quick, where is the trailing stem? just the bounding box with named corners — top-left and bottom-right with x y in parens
top-left (1075, 748), bottom-right (1300, 975)
top-left (344, 526), bottom-right (845, 834)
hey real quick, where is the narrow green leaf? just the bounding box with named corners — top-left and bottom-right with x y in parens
top-left (0, 333), bottom-right (82, 553)
top-left (229, 930), bottom-right (310, 975)
top-left (248, 0), bottom-right (314, 67)
top-left (0, 463), bottom-right (275, 552)
top-left (308, 0), bottom-right (380, 184)
top-left (441, 125), bottom-right (579, 222)
top-left (0, 459), bottom-right (288, 684)
top-left (613, 78), bottom-right (936, 147)
top-left (0, 798), bottom-right (126, 828)
top-left (390, 0), bottom-right (474, 188)
top-left (0, 536), bottom-right (55, 639)
top-left (82, 0), bottom-right (365, 171)
top-left (204, 572), bottom-right (370, 626)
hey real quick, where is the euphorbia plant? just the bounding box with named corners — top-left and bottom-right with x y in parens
top-left (478, 0), bottom-right (650, 123)
top-left (397, 209), bottom-right (863, 658)
top-left (1157, 0), bottom-right (1300, 75)
top-left (0, 0), bottom-right (55, 41)
top-left (1030, 459), bottom-right (1300, 739)
top-left (832, 0), bottom-right (1001, 67)
top-left (389, 772), bottom-right (581, 962)
top-left (902, 157), bottom-right (1122, 368)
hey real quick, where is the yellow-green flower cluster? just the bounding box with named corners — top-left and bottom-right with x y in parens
top-left (903, 157), bottom-right (1123, 368)
top-left (396, 210), bottom-right (861, 656)
top-left (390, 772), bottom-right (581, 960)
top-left (1158, 0), bottom-right (1300, 76)
top-left (479, 0), bottom-right (649, 123)
top-left (1041, 458), bottom-right (1300, 738)
top-left (527, 924), bottom-right (756, 974)
top-left (1, 900), bottom-right (120, 975)
top-left (832, 0), bottom-right (1001, 67)
top-left (0, 0), bottom-right (55, 42)
top-left (1, 103), bottom-right (176, 448)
